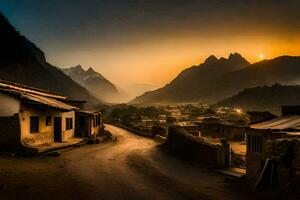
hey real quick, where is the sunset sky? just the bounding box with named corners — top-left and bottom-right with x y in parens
top-left (1, 0), bottom-right (300, 88)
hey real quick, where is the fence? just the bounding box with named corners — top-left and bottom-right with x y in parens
top-left (230, 148), bottom-right (246, 169)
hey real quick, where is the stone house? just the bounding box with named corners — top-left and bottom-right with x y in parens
top-left (198, 117), bottom-right (247, 141)
top-left (246, 107), bottom-right (300, 183)
top-left (75, 110), bottom-right (103, 138)
top-left (0, 80), bottom-right (78, 152)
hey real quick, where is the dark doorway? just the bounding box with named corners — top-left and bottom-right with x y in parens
top-left (76, 116), bottom-right (86, 137)
top-left (54, 117), bottom-right (62, 142)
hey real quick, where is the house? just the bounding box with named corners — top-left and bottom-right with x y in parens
top-left (62, 99), bottom-right (87, 109)
top-left (175, 122), bottom-right (201, 136)
top-left (198, 117), bottom-right (248, 141)
top-left (0, 80), bottom-right (79, 152)
top-left (246, 106), bottom-right (300, 182)
top-left (75, 109), bottom-right (103, 138)
top-left (247, 111), bottom-right (277, 124)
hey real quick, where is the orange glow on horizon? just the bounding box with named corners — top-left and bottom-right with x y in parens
top-left (48, 33), bottom-right (300, 88)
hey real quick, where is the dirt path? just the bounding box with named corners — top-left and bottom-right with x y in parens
top-left (0, 125), bottom-right (295, 200)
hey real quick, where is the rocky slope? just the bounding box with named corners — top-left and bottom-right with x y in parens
top-left (0, 12), bottom-right (100, 105)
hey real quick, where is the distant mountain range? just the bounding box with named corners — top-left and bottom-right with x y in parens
top-left (215, 84), bottom-right (300, 115)
top-left (0, 12), bottom-right (100, 105)
top-left (62, 65), bottom-right (121, 103)
top-left (131, 53), bottom-right (300, 105)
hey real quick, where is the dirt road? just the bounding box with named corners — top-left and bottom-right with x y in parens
top-left (0, 125), bottom-right (293, 200)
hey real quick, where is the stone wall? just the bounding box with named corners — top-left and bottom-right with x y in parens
top-left (0, 114), bottom-right (22, 151)
top-left (265, 138), bottom-right (300, 188)
top-left (163, 126), bottom-right (229, 168)
top-left (199, 123), bottom-right (245, 141)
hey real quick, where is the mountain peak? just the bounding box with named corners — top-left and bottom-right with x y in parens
top-left (228, 52), bottom-right (250, 66)
top-left (87, 67), bottom-right (95, 73)
top-left (228, 52), bottom-right (242, 59)
top-left (204, 55), bottom-right (218, 64)
top-left (74, 65), bottom-right (83, 69)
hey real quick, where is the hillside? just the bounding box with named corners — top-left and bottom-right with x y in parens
top-left (0, 13), bottom-right (100, 105)
top-left (215, 84), bottom-right (300, 115)
top-left (63, 65), bottom-right (121, 103)
top-left (131, 53), bottom-right (250, 104)
top-left (131, 54), bottom-right (300, 105)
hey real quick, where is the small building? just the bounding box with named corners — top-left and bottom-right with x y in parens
top-left (246, 113), bottom-right (300, 182)
top-left (62, 99), bottom-right (87, 109)
top-left (198, 117), bottom-right (248, 141)
top-left (247, 111), bottom-right (277, 124)
top-left (175, 122), bottom-right (201, 136)
top-left (75, 110), bottom-right (103, 138)
top-left (0, 80), bottom-right (78, 152)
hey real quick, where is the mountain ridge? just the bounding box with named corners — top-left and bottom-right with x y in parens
top-left (131, 53), bottom-right (251, 104)
top-left (131, 54), bottom-right (300, 105)
top-left (0, 12), bottom-right (101, 105)
top-left (215, 84), bottom-right (300, 115)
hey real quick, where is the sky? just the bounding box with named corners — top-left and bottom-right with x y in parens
top-left (1, 0), bottom-right (300, 88)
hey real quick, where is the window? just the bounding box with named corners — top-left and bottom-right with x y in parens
top-left (95, 115), bottom-right (98, 127)
top-left (66, 118), bottom-right (73, 130)
top-left (30, 116), bottom-right (39, 133)
top-left (95, 114), bottom-right (101, 126)
top-left (46, 116), bottom-right (52, 126)
top-left (247, 135), bottom-right (263, 153)
top-left (98, 114), bottom-right (101, 125)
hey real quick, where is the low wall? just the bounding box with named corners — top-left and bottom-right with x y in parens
top-left (105, 123), bottom-right (153, 138)
top-left (163, 126), bottom-right (229, 168)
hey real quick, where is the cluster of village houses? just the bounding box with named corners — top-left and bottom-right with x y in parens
top-left (178, 106), bottom-right (300, 187)
top-left (0, 80), bottom-right (103, 153)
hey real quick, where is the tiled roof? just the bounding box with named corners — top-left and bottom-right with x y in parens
top-left (22, 93), bottom-right (77, 111)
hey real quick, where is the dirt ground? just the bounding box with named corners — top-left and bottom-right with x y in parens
top-left (0, 124), bottom-right (298, 200)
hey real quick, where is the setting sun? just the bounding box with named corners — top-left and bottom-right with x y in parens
top-left (259, 54), bottom-right (265, 60)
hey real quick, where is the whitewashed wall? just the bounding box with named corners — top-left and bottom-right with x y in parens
top-left (0, 93), bottom-right (20, 116)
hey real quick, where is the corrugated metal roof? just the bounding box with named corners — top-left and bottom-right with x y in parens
top-left (0, 80), bottom-right (67, 100)
top-left (250, 115), bottom-right (300, 130)
top-left (21, 93), bottom-right (77, 111)
top-left (0, 81), bottom-right (77, 111)
top-left (77, 109), bottom-right (102, 115)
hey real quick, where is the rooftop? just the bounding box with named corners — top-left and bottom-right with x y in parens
top-left (250, 115), bottom-right (300, 131)
top-left (0, 80), bottom-right (77, 111)
top-left (0, 80), bottom-right (66, 100)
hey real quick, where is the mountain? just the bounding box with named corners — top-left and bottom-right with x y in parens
top-left (0, 13), bottom-right (100, 105)
top-left (215, 84), bottom-right (300, 115)
top-left (131, 54), bottom-right (300, 105)
top-left (127, 83), bottom-right (157, 97)
top-left (131, 53), bottom-right (250, 104)
top-left (62, 65), bottom-right (121, 103)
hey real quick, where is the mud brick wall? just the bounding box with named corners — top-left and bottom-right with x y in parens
top-left (0, 114), bottom-right (21, 151)
top-left (163, 126), bottom-right (229, 168)
top-left (265, 138), bottom-right (300, 188)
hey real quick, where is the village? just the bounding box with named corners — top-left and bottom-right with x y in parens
top-left (0, 79), bottom-right (299, 199)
